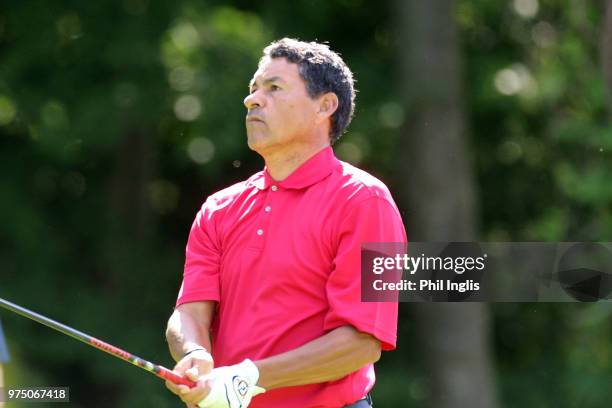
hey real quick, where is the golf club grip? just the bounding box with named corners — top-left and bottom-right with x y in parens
top-left (88, 337), bottom-right (197, 388)
top-left (158, 366), bottom-right (197, 387)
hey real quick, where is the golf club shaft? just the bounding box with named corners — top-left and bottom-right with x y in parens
top-left (0, 297), bottom-right (196, 387)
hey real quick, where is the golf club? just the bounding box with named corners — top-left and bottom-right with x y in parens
top-left (0, 297), bottom-right (195, 387)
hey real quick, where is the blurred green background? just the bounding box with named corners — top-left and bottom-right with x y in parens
top-left (1, 0), bottom-right (611, 407)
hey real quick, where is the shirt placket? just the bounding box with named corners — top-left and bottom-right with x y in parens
top-left (249, 184), bottom-right (279, 250)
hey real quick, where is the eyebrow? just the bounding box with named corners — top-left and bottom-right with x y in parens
top-left (249, 76), bottom-right (284, 90)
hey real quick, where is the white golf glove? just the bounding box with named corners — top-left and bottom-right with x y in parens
top-left (198, 359), bottom-right (265, 408)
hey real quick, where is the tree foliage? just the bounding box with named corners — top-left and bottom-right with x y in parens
top-left (0, 1), bottom-right (610, 407)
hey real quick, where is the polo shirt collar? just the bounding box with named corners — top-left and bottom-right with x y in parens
top-left (255, 146), bottom-right (338, 190)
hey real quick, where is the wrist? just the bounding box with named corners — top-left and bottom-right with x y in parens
top-left (183, 347), bottom-right (208, 358)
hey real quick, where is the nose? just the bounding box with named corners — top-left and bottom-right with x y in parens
top-left (244, 89), bottom-right (264, 110)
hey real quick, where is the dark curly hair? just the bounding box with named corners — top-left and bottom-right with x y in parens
top-left (261, 38), bottom-right (356, 144)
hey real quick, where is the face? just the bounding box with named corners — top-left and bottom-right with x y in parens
top-left (244, 57), bottom-right (320, 155)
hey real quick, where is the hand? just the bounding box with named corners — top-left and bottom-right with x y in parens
top-left (197, 359), bottom-right (265, 408)
top-left (166, 349), bottom-right (214, 406)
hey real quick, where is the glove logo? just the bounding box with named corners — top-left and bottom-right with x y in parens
top-left (233, 375), bottom-right (249, 398)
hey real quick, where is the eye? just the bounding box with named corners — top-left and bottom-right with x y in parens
top-left (270, 84), bottom-right (281, 91)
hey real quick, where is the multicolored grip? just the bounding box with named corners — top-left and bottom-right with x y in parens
top-left (88, 336), bottom-right (197, 387)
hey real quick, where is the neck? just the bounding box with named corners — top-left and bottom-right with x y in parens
top-left (263, 140), bottom-right (330, 181)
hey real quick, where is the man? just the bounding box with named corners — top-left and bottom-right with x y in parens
top-left (165, 38), bottom-right (406, 408)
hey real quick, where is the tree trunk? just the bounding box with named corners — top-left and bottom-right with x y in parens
top-left (603, 0), bottom-right (612, 109)
top-left (395, 1), bottom-right (499, 407)
top-left (109, 129), bottom-right (155, 241)
top-left (101, 129), bottom-right (156, 289)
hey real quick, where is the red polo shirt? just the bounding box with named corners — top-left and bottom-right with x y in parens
top-left (177, 146), bottom-right (406, 408)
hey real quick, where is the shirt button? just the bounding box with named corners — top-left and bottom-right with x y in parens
top-left (271, 185), bottom-right (278, 191)
top-left (264, 206), bottom-right (272, 213)
top-left (256, 229), bottom-right (264, 236)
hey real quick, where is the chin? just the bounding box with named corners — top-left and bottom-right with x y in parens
top-left (247, 134), bottom-right (269, 153)
top-left (246, 131), bottom-right (286, 155)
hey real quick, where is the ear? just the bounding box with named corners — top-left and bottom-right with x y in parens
top-left (315, 92), bottom-right (339, 124)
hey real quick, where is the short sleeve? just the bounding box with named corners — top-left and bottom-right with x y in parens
top-left (323, 196), bottom-right (407, 350)
top-left (176, 199), bottom-right (222, 306)
top-left (0, 319), bottom-right (9, 363)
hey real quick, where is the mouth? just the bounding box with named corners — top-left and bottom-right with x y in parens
top-left (246, 115), bottom-right (264, 124)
